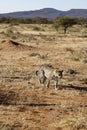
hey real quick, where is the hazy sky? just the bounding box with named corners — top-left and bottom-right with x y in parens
top-left (0, 0), bottom-right (87, 13)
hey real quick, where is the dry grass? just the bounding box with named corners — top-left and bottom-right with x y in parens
top-left (0, 24), bottom-right (87, 130)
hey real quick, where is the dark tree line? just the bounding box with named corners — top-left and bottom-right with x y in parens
top-left (0, 16), bottom-right (87, 33)
top-left (0, 17), bottom-right (53, 24)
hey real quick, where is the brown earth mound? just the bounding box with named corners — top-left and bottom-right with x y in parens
top-left (0, 39), bottom-right (34, 51)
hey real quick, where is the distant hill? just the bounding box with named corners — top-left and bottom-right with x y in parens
top-left (0, 8), bottom-right (87, 19)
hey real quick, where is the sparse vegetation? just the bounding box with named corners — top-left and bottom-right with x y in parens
top-left (0, 23), bottom-right (87, 130)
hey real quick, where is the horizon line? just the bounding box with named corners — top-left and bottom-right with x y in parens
top-left (0, 7), bottom-right (87, 14)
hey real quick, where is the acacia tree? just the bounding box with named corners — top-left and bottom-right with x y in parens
top-left (53, 17), bottom-right (77, 33)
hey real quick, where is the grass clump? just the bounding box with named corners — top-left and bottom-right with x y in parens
top-left (59, 117), bottom-right (87, 130)
top-left (33, 26), bottom-right (44, 31)
top-left (65, 47), bottom-right (74, 54)
top-left (0, 122), bottom-right (13, 130)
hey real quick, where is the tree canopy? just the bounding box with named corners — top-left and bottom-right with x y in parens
top-left (53, 17), bottom-right (77, 33)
